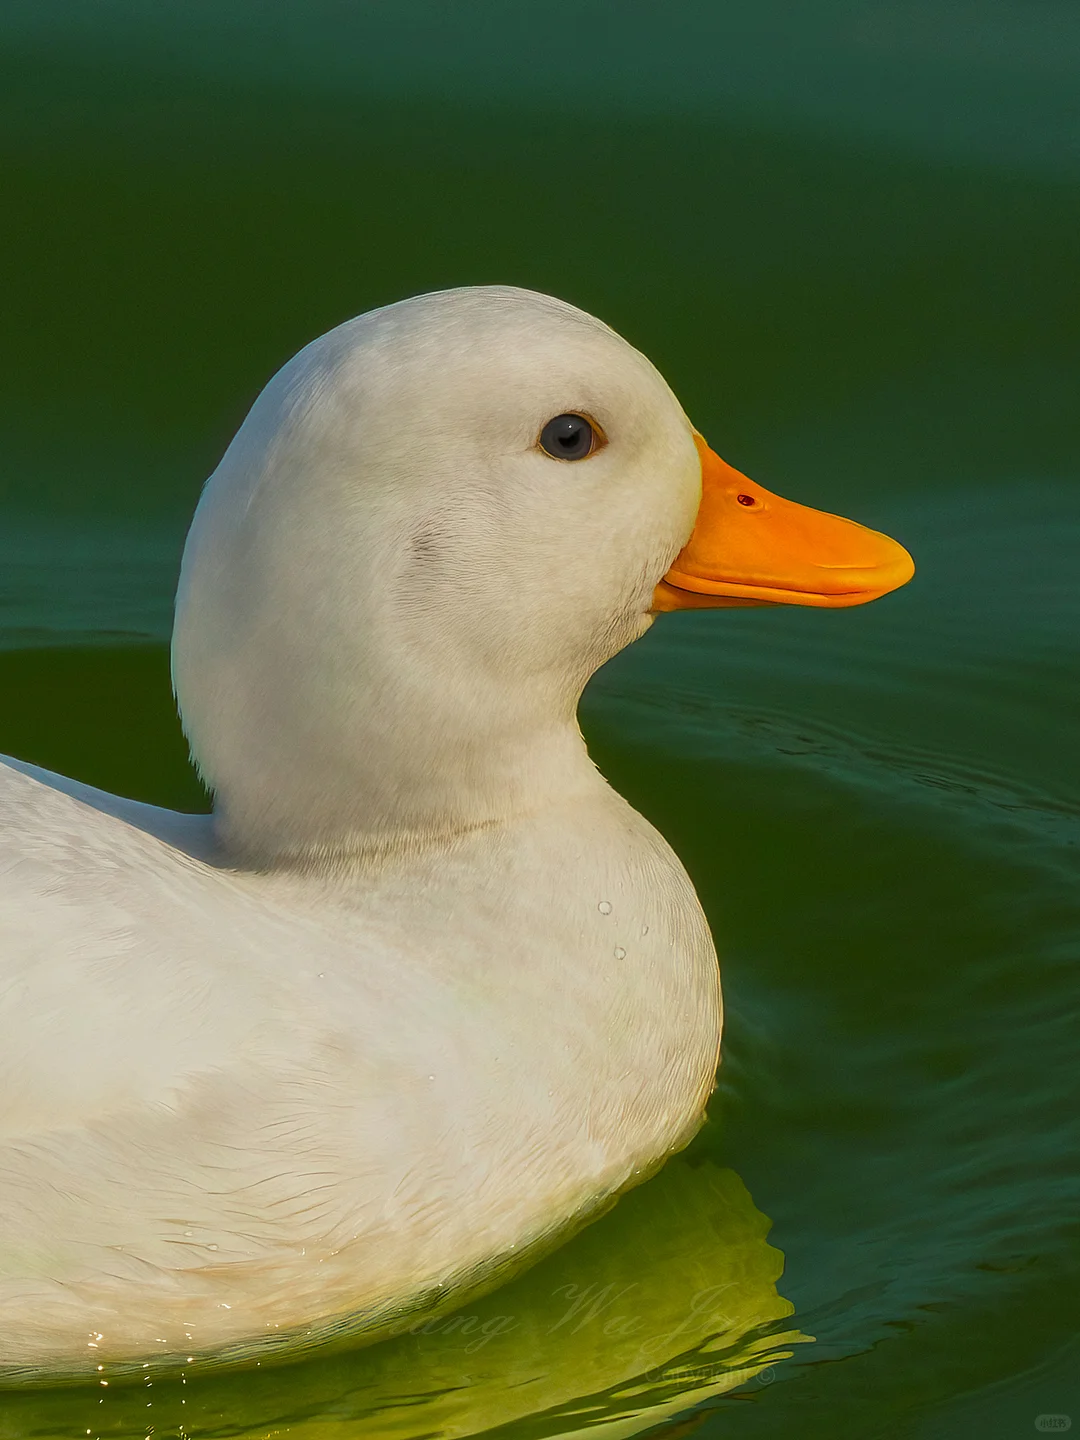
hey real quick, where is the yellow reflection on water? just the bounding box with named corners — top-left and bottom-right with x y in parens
top-left (0, 1160), bottom-right (808, 1439)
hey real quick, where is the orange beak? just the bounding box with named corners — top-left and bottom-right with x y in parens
top-left (654, 435), bottom-right (915, 611)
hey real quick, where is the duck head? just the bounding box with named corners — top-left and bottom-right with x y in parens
top-left (173, 286), bottom-right (912, 866)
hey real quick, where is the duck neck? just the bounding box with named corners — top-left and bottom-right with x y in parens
top-left (210, 709), bottom-right (603, 872)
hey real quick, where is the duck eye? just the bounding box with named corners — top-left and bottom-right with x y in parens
top-left (539, 413), bottom-right (597, 461)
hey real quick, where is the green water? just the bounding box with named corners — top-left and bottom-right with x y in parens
top-left (1, 4), bottom-right (1077, 1436)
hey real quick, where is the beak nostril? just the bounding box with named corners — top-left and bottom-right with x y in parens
top-left (736, 494), bottom-right (756, 507)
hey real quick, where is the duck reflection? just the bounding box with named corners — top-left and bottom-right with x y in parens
top-left (3, 1158), bottom-right (808, 1439)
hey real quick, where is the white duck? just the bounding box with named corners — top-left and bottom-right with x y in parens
top-left (0, 286), bottom-right (912, 1381)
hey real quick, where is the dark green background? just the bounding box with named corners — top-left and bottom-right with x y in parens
top-left (0, 3), bottom-right (1077, 1436)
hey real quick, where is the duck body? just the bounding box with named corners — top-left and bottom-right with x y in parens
top-left (0, 286), bottom-right (911, 1378)
top-left (0, 756), bottom-right (717, 1375)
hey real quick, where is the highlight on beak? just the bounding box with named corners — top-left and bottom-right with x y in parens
top-left (654, 435), bottom-right (914, 612)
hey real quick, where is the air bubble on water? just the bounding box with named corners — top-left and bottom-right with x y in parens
top-left (597, 900), bottom-right (612, 915)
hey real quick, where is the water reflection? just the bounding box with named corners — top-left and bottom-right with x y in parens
top-left (0, 1159), bottom-right (808, 1439)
